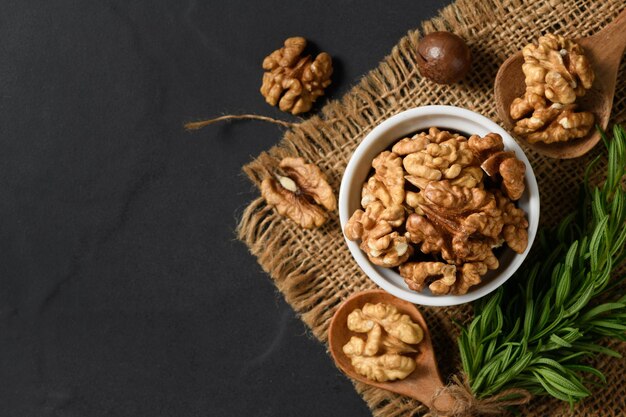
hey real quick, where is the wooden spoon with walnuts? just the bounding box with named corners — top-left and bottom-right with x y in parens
top-left (328, 290), bottom-right (455, 414)
top-left (494, 9), bottom-right (626, 159)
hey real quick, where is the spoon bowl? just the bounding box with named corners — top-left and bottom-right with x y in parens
top-left (328, 289), bottom-right (455, 413)
top-left (494, 9), bottom-right (626, 159)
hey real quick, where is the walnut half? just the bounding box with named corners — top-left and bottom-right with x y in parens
top-left (344, 201), bottom-right (411, 267)
top-left (260, 37), bottom-right (333, 115)
top-left (399, 262), bottom-right (457, 295)
top-left (261, 157), bottom-right (336, 229)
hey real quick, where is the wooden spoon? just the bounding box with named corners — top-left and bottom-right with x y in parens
top-left (494, 9), bottom-right (626, 159)
top-left (328, 289), bottom-right (455, 413)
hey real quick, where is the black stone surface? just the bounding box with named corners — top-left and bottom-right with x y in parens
top-left (0, 1), bottom-right (450, 416)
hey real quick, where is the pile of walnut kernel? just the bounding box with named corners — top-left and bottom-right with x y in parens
top-left (345, 127), bottom-right (529, 296)
top-left (510, 34), bottom-right (595, 144)
top-left (343, 303), bottom-right (423, 382)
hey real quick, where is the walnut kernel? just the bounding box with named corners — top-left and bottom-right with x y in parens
top-left (260, 37), bottom-right (333, 115)
top-left (399, 262), bottom-right (457, 295)
top-left (261, 157), bottom-right (335, 229)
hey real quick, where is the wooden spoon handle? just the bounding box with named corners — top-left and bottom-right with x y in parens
top-left (401, 366), bottom-right (457, 414)
top-left (585, 8), bottom-right (626, 62)
top-left (576, 8), bottom-right (626, 106)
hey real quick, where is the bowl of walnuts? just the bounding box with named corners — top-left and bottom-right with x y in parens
top-left (339, 106), bottom-right (540, 306)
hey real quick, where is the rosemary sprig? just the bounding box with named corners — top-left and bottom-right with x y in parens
top-left (458, 125), bottom-right (626, 407)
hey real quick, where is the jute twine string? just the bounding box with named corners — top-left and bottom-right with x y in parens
top-left (184, 67), bottom-right (421, 132)
top-left (428, 375), bottom-right (532, 417)
top-left (184, 114), bottom-right (296, 130)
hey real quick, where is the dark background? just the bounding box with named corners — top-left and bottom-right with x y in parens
top-left (0, 1), bottom-right (450, 416)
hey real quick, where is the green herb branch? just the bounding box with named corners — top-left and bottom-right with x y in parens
top-left (458, 125), bottom-right (626, 407)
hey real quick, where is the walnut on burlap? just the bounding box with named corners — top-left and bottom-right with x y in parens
top-left (237, 0), bottom-right (626, 415)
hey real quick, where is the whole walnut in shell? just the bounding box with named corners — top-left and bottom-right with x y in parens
top-left (260, 37), bottom-right (333, 115)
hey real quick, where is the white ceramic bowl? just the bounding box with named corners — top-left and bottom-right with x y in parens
top-left (339, 106), bottom-right (540, 306)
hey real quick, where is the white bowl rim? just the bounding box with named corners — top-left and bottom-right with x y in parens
top-left (338, 105), bottom-right (540, 307)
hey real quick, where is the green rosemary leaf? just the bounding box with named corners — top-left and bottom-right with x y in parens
top-left (522, 297), bottom-right (534, 340)
top-left (481, 356), bottom-right (507, 389)
top-left (502, 317), bottom-right (521, 344)
top-left (531, 370), bottom-right (574, 403)
top-left (484, 334), bottom-right (498, 364)
top-left (558, 351), bottom-right (590, 363)
top-left (549, 333), bottom-right (572, 348)
top-left (576, 236), bottom-right (589, 270)
top-left (589, 215), bottom-right (609, 272)
top-left (609, 213), bottom-right (626, 258)
top-left (534, 367), bottom-right (590, 398)
top-left (586, 320), bottom-right (626, 331)
top-left (458, 329), bottom-right (472, 377)
top-left (565, 365), bottom-right (606, 383)
top-left (565, 283), bottom-right (594, 317)
top-left (484, 306), bottom-right (504, 344)
top-left (488, 350), bottom-right (532, 390)
top-left (498, 343), bottom-right (515, 370)
top-left (468, 314), bottom-right (481, 352)
top-left (569, 342), bottom-right (621, 358)
top-left (554, 246), bottom-right (575, 307)
top-left (531, 312), bottom-right (566, 344)
top-left (531, 358), bottom-right (571, 374)
top-left (472, 342), bottom-right (485, 378)
top-left (483, 345), bottom-right (517, 394)
top-left (608, 186), bottom-right (624, 233)
top-left (522, 265), bottom-right (538, 336)
top-left (556, 327), bottom-right (583, 344)
top-left (580, 303), bottom-right (626, 322)
top-left (537, 295), bottom-right (553, 329)
top-left (472, 363), bottom-right (489, 394)
top-left (592, 257), bottom-right (613, 293)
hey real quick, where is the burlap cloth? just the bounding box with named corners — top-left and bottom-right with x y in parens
top-left (237, 0), bottom-right (626, 415)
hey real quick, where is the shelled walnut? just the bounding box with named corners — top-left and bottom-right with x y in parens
top-left (509, 34), bottom-right (595, 144)
top-left (260, 37), bottom-right (333, 115)
top-left (342, 303), bottom-right (423, 382)
top-left (344, 201), bottom-right (412, 267)
top-left (399, 262), bottom-right (457, 295)
top-left (495, 191), bottom-right (529, 253)
top-left (481, 150), bottom-right (526, 200)
top-left (261, 157), bottom-right (336, 229)
top-left (360, 151), bottom-right (405, 209)
top-left (402, 128), bottom-right (478, 191)
top-left (513, 103), bottom-right (594, 144)
top-left (344, 129), bottom-right (529, 296)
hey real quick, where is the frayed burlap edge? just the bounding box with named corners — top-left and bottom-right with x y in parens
top-left (237, 0), bottom-right (626, 416)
